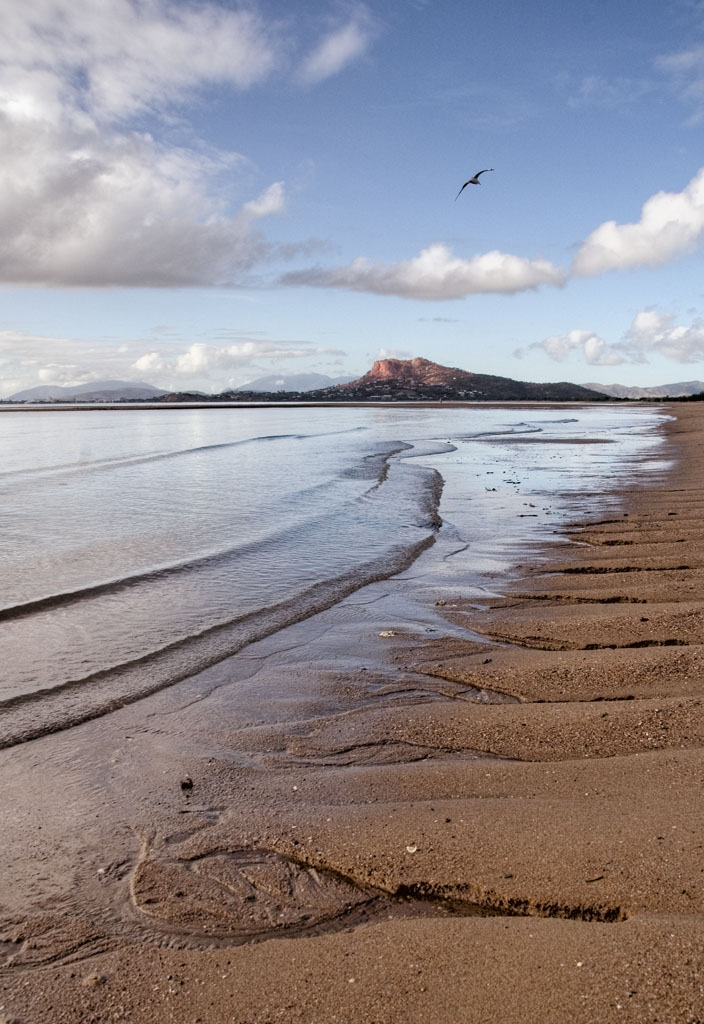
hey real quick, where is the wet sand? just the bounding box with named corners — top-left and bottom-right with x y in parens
top-left (2, 404), bottom-right (704, 1023)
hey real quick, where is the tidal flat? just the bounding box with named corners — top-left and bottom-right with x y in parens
top-left (1, 403), bottom-right (702, 1023)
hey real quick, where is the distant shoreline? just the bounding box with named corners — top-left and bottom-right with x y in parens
top-left (0, 399), bottom-right (627, 412)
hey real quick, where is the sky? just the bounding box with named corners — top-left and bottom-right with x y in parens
top-left (3, 0), bottom-right (704, 396)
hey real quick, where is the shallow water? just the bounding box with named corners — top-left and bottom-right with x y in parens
top-left (0, 404), bottom-right (668, 744)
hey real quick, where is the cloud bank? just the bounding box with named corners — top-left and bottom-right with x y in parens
top-left (0, 116), bottom-right (293, 287)
top-left (0, 328), bottom-right (346, 397)
top-left (282, 243), bottom-right (566, 300)
top-left (520, 310), bottom-right (704, 366)
top-left (132, 339), bottom-right (345, 380)
top-left (0, 0), bottom-right (372, 288)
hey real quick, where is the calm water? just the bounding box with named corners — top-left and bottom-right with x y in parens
top-left (0, 404), bottom-right (669, 745)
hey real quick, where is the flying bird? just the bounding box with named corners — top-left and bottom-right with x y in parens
top-left (455, 168), bottom-right (494, 200)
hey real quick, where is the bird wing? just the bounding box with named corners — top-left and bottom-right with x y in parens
top-left (456, 168), bottom-right (494, 199)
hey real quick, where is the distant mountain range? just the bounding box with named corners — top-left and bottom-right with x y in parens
top-left (8, 380), bottom-right (168, 402)
top-left (584, 380), bottom-right (704, 399)
top-left (9, 365), bottom-right (702, 405)
top-left (236, 372), bottom-right (355, 392)
top-left (7, 374), bottom-right (353, 402)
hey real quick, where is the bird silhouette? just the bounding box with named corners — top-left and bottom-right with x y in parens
top-left (455, 168), bottom-right (494, 200)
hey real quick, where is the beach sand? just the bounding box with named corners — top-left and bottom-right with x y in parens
top-left (1, 403), bottom-right (704, 1023)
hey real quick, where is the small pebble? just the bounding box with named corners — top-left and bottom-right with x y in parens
top-left (82, 973), bottom-right (107, 988)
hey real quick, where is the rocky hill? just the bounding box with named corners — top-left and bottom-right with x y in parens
top-left (313, 357), bottom-right (609, 402)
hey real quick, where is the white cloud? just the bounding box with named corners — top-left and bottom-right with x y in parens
top-left (622, 309), bottom-right (704, 362)
top-left (37, 362), bottom-right (85, 384)
top-left (657, 45), bottom-right (704, 119)
top-left (0, 2), bottom-right (339, 287)
top-left (242, 181), bottom-right (286, 219)
top-left (176, 343), bottom-right (221, 374)
top-left (281, 243), bottom-right (566, 300)
top-left (132, 351), bottom-right (167, 374)
top-left (573, 167), bottom-right (704, 276)
top-left (0, 114), bottom-right (293, 285)
top-left (375, 347), bottom-right (412, 360)
top-left (1, 1), bottom-right (280, 123)
top-left (418, 317), bottom-right (461, 324)
top-left (568, 75), bottom-right (653, 109)
top-left (161, 340), bottom-right (344, 377)
top-left (523, 310), bottom-right (704, 367)
top-left (519, 329), bottom-right (626, 366)
top-left (299, 10), bottom-right (376, 84)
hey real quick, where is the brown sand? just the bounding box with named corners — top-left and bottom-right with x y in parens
top-left (2, 404), bottom-right (704, 1023)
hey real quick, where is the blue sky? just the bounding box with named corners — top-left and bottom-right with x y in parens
top-left (3, 0), bottom-right (704, 395)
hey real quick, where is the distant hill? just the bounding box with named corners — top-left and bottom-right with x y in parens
top-left (235, 372), bottom-right (355, 393)
top-left (313, 357), bottom-right (609, 402)
top-left (584, 380), bottom-right (704, 399)
top-left (8, 380), bottom-right (169, 402)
